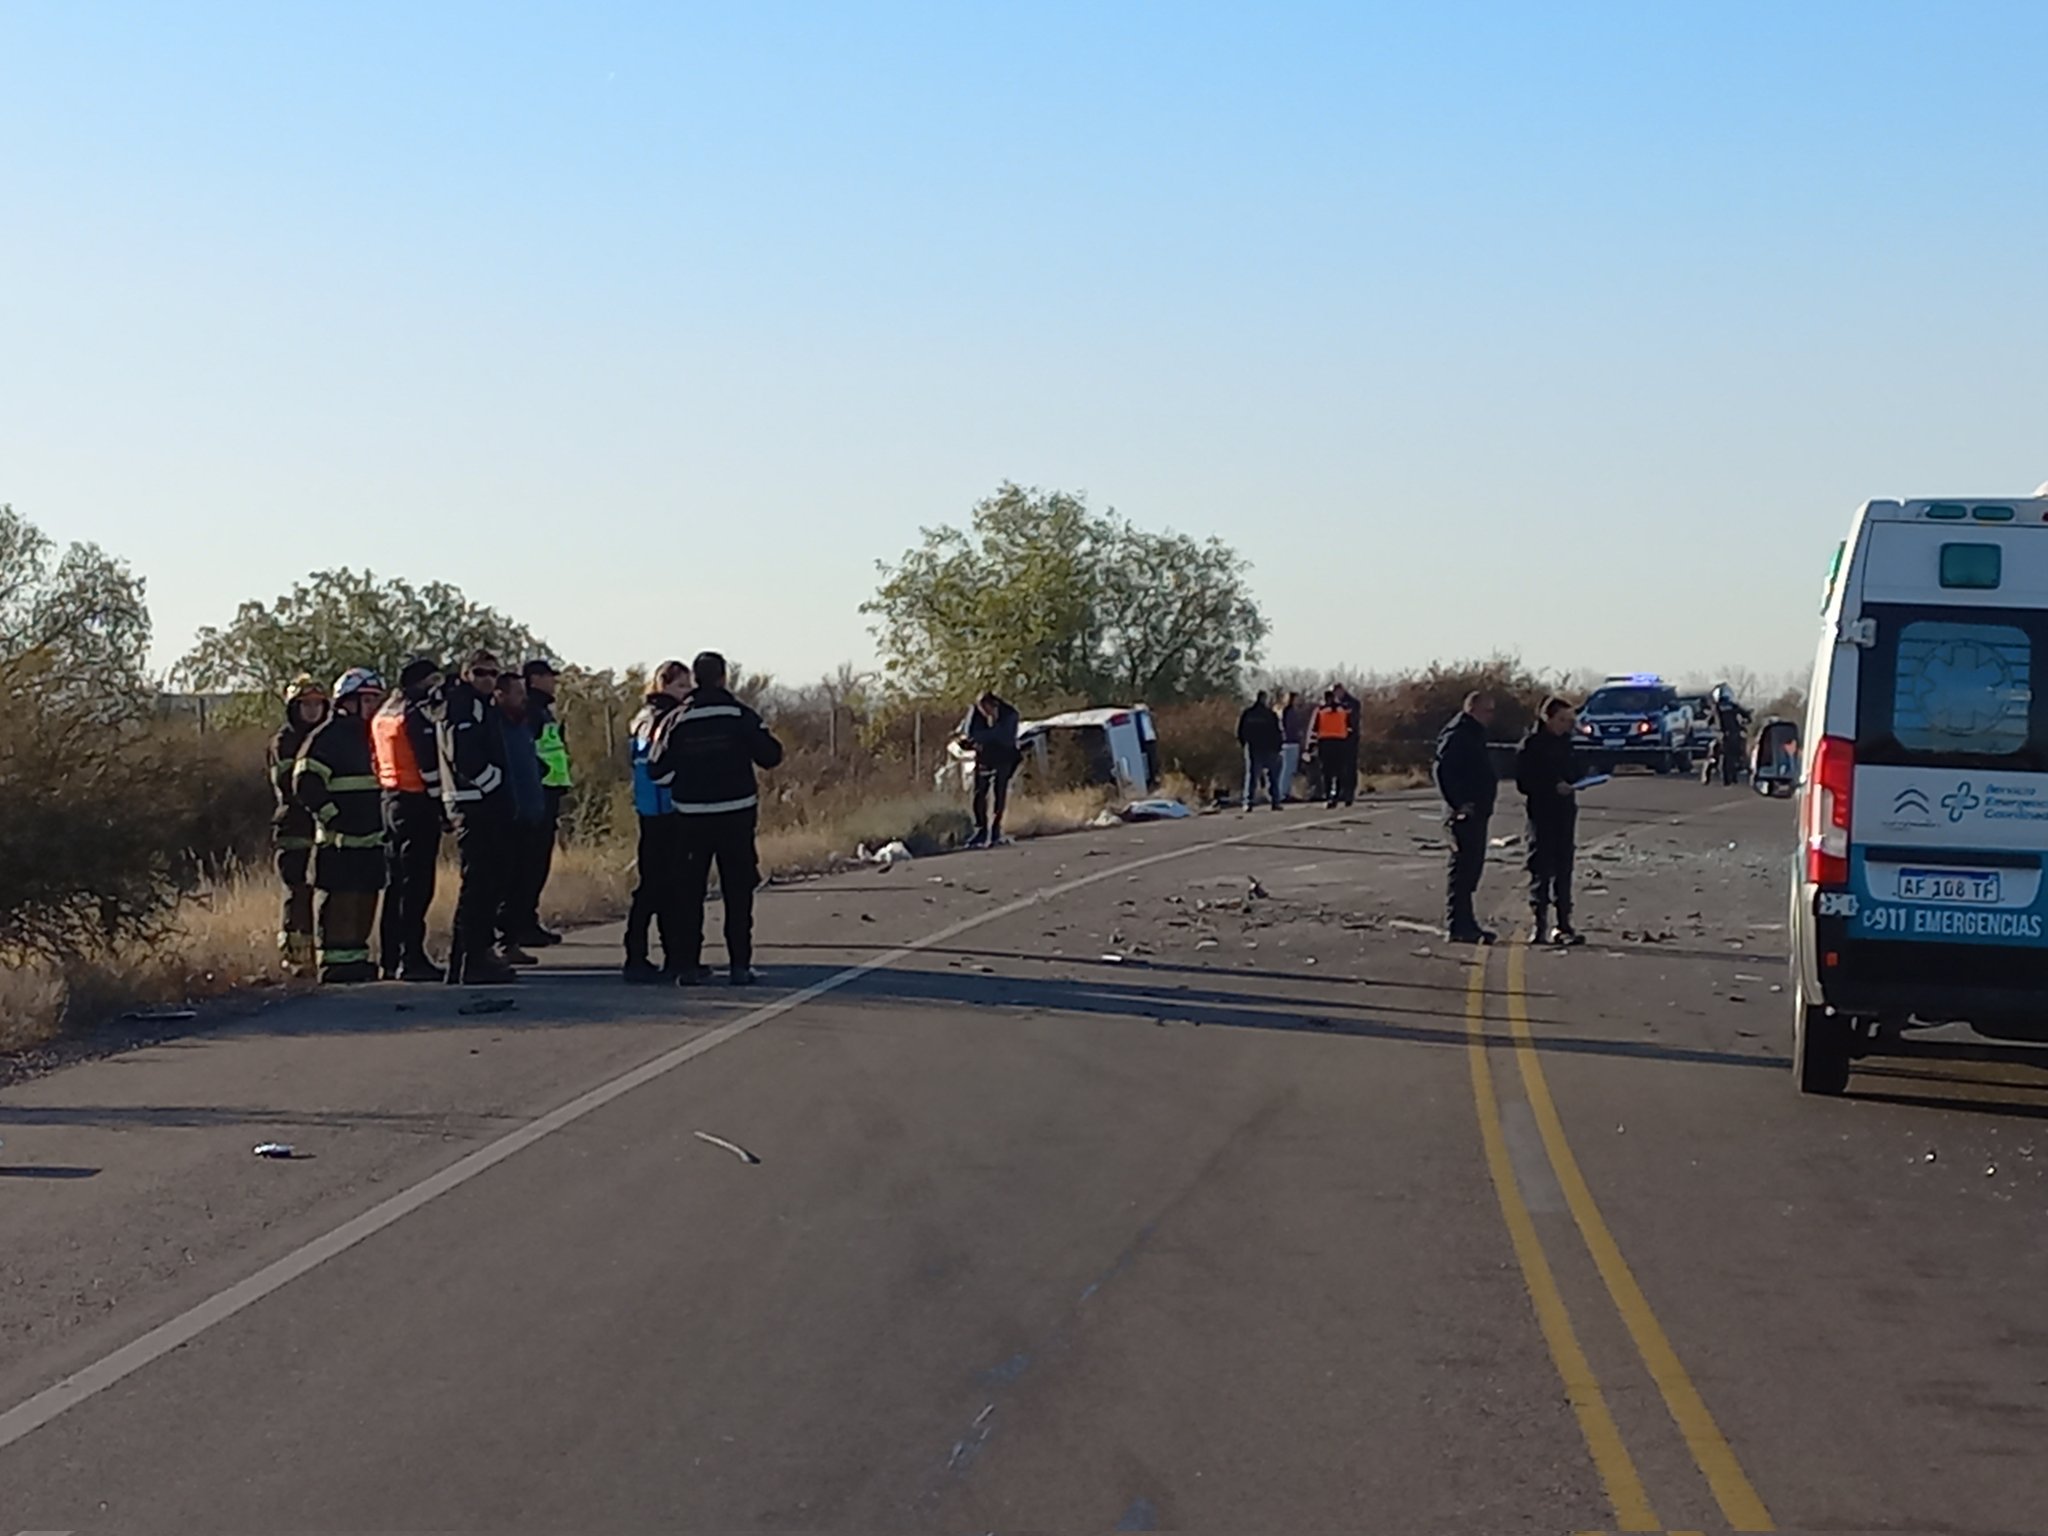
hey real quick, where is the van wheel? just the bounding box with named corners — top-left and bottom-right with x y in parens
top-left (1654, 753), bottom-right (1676, 775)
top-left (1793, 975), bottom-right (1852, 1095)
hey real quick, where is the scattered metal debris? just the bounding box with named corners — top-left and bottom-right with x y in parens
top-left (693, 1131), bottom-right (761, 1165)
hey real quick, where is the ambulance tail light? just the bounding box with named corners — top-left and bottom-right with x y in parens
top-left (1805, 736), bottom-right (1854, 886)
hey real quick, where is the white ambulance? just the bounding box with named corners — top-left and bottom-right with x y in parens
top-left (1792, 487), bottom-right (2048, 1092)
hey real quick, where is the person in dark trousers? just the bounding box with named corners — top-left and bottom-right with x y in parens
top-left (1309, 687), bottom-right (1359, 807)
top-left (504, 658), bottom-right (571, 947)
top-left (1700, 683), bottom-right (1754, 787)
top-left (292, 669), bottom-right (389, 984)
top-left (1236, 690), bottom-right (1285, 811)
top-left (1279, 690), bottom-right (1309, 802)
top-left (371, 655), bottom-right (445, 981)
top-left (622, 659), bottom-right (692, 983)
top-left (267, 675), bottom-right (329, 977)
top-left (1433, 690), bottom-right (1499, 944)
top-left (958, 691), bottom-right (1022, 847)
top-left (649, 651), bottom-right (784, 986)
top-left (492, 672), bottom-right (549, 967)
top-left (1516, 695), bottom-right (1586, 946)
top-left (435, 650), bottom-right (520, 985)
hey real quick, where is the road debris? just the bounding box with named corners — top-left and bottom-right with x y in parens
top-left (1195, 939), bottom-right (1220, 950)
top-left (860, 840), bottom-right (914, 869)
top-left (123, 1008), bottom-right (198, 1022)
top-left (860, 913), bottom-right (877, 923)
top-left (1101, 953), bottom-right (1126, 964)
top-left (1119, 798), bottom-right (1192, 822)
top-left (252, 1143), bottom-right (297, 1159)
top-left (1388, 918), bottom-right (1438, 937)
top-left (457, 997), bottom-right (517, 1016)
top-left (1488, 833), bottom-right (1521, 849)
top-left (693, 1131), bottom-right (761, 1165)
top-left (1247, 877), bottom-right (1270, 900)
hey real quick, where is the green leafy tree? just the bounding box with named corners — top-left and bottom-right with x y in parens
top-left (177, 569), bottom-right (551, 705)
top-left (0, 505), bottom-right (190, 963)
top-left (863, 483), bottom-right (1267, 707)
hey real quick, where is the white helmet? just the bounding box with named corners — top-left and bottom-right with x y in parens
top-left (332, 667), bottom-right (386, 703)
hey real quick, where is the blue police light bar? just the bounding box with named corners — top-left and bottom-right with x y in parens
top-left (1604, 672), bottom-right (1664, 686)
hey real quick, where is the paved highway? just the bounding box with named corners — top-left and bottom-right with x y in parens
top-left (5, 778), bottom-right (2048, 1533)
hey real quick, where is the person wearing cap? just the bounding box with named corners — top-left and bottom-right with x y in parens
top-left (502, 657), bottom-right (571, 949)
top-left (267, 675), bottom-right (330, 976)
top-left (492, 670), bottom-right (550, 967)
top-left (292, 669), bottom-right (390, 984)
top-left (371, 655), bottom-right (446, 981)
top-left (434, 650), bottom-right (521, 985)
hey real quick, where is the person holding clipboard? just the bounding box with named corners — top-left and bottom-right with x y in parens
top-left (1516, 695), bottom-right (1592, 947)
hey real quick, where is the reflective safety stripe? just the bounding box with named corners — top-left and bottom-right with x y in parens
top-left (473, 765), bottom-right (504, 793)
top-left (274, 835), bottom-right (313, 851)
top-left (269, 763), bottom-right (292, 786)
top-left (326, 775), bottom-right (381, 792)
top-left (319, 947), bottom-right (372, 964)
top-left (315, 829), bottom-right (386, 849)
top-left (316, 803), bottom-right (340, 822)
top-left (679, 705), bottom-right (743, 722)
top-left (676, 795), bottom-right (758, 815)
top-left (295, 757), bottom-right (334, 782)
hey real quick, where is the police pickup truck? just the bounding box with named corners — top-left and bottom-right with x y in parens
top-left (1575, 674), bottom-right (1695, 775)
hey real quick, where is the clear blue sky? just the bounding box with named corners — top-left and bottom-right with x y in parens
top-left (4, 1), bottom-right (2045, 689)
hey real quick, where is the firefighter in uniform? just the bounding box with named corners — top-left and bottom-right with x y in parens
top-left (648, 650), bottom-right (784, 986)
top-left (1700, 683), bottom-right (1755, 787)
top-left (372, 655), bottom-right (446, 981)
top-left (292, 669), bottom-right (389, 984)
top-left (435, 650), bottom-right (520, 985)
top-left (268, 676), bottom-right (329, 976)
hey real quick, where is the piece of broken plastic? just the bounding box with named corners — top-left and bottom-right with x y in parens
top-left (1119, 799), bottom-right (1192, 822)
top-left (253, 1143), bottom-right (296, 1159)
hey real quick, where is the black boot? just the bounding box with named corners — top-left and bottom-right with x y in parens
top-left (1529, 907), bottom-right (1550, 945)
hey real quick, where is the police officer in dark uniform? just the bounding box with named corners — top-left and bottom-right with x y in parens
top-left (1701, 683), bottom-right (1754, 787)
top-left (648, 651), bottom-right (784, 986)
top-left (1516, 695), bottom-right (1586, 946)
top-left (1433, 690), bottom-right (1499, 945)
top-left (435, 650), bottom-right (520, 985)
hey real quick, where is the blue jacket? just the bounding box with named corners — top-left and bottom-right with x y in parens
top-left (502, 712), bottom-right (547, 825)
top-left (630, 695), bottom-right (681, 817)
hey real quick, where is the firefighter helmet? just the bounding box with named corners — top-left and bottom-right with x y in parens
top-left (331, 667), bottom-right (387, 703)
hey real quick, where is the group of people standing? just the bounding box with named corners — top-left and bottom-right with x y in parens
top-left (269, 653), bottom-right (572, 985)
top-left (269, 648), bottom-right (782, 989)
top-left (622, 652), bottom-right (784, 986)
top-left (1433, 690), bottom-right (1587, 948)
top-left (1235, 685), bottom-right (1363, 810)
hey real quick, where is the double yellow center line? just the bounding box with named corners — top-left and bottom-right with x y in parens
top-left (1463, 944), bottom-right (1775, 1534)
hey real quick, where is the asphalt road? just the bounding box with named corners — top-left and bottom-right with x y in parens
top-left (5, 777), bottom-right (2048, 1533)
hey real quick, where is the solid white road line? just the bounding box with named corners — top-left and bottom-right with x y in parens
top-left (0, 806), bottom-right (1407, 1454)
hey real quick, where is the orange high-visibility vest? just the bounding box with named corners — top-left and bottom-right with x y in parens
top-left (371, 708), bottom-right (430, 793)
top-left (1313, 706), bottom-right (1353, 740)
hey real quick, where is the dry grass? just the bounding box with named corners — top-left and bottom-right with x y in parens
top-left (0, 784), bottom-right (1117, 1056)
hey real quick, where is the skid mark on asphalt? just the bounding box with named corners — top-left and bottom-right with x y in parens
top-left (1504, 941), bottom-right (1775, 1532)
top-left (0, 804), bottom-right (1413, 1459)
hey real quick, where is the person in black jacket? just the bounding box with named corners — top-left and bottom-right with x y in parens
top-left (267, 675), bottom-right (329, 976)
top-left (648, 651), bottom-right (784, 985)
top-left (1432, 691), bottom-right (1499, 944)
top-left (372, 655), bottom-right (445, 982)
top-left (958, 692), bottom-right (1022, 847)
top-left (435, 650), bottom-right (521, 985)
top-left (292, 669), bottom-right (389, 984)
top-left (1516, 695), bottom-right (1586, 946)
top-left (1236, 691), bottom-right (1285, 812)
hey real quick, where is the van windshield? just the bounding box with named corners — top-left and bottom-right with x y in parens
top-left (1856, 603), bottom-right (2047, 770)
top-left (1584, 687), bottom-right (1664, 715)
